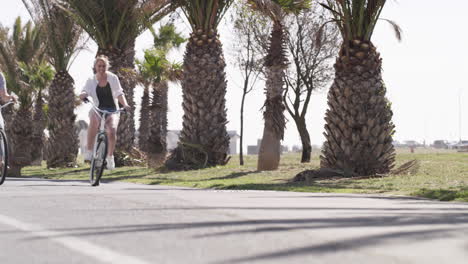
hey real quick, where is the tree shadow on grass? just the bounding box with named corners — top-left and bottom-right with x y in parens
top-left (201, 171), bottom-right (260, 181)
top-left (23, 168), bottom-right (89, 178)
top-left (217, 181), bottom-right (385, 192)
top-left (105, 170), bottom-right (261, 185)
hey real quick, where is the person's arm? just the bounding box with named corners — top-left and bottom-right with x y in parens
top-left (79, 91), bottom-right (89, 101)
top-left (0, 73), bottom-right (15, 102)
top-left (110, 73), bottom-right (130, 110)
top-left (79, 79), bottom-right (90, 100)
top-left (117, 94), bottom-right (130, 110)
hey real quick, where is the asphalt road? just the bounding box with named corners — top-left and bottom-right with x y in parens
top-left (1, 178), bottom-right (467, 264)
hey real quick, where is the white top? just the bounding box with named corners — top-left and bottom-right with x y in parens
top-left (0, 72), bottom-right (6, 91)
top-left (81, 71), bottom-right (124, 107)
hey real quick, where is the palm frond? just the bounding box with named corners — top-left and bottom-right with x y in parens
top-left (248, 0), bottom-right (310, 22)
top-left (136, 23), bottom-right (185, 84)
top-left (321, 0), bottom-right (400, 42)
top-left (378, 18), bottom-right (402, 41)
top-left (24, 0), bottom-right (82, 70)
top-left (0, 17), bottom-right (47, 103)
top-left (175, 0), bottom-right (234, 31)
top-left (58, 0), bottom-right (172, 51)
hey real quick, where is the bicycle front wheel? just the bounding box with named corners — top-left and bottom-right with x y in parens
top-left (0, 129), bottom-right (8, 186)
top-left (90, 134), bottom-right (107, 186)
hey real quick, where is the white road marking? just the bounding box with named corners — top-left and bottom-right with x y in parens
top-left (0, 214), bottom-right (150, 264)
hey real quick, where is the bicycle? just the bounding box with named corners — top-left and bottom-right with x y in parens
top-left (83, 98), bottom-right (126, 186)
top-left (0, 100), bottom-right (14, 186)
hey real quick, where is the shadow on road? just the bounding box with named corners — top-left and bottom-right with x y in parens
top-left (215, 227), bottom-right (467, 264)
top-left (21, 212), bottom-right (468, 238)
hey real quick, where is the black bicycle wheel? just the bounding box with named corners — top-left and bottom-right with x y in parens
top-left (0, 130), bottom-right (8, 186)
top-left (90, 134), bottom-right (108, 186)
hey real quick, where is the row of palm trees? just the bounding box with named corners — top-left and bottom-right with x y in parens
top-left (0, 16), bottom-right (54, 176)
top-left (0, 0), bottom-right (399, 177)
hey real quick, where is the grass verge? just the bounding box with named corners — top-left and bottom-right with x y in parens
top-left (22, 150), bottom-right (468, 202)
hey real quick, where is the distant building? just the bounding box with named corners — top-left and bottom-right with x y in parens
top-left (292, 145), bottom-right (302, 153)
top-left (403, 140), bottom-right (421, 147)
top-left (167, 130), bottom-right (180, 151)
top-left (431, 140), bottom-right (449, 149)
top-left (76, 120), bottom-right (89, 156)
top-left (246, 138), bottom-right (288, 155)
top-left (247, 145), bottom-right (259, 155)
top-left (227, 131), bottom-right (240, 154)
top-left (166, 130), bottom-right (240, 155)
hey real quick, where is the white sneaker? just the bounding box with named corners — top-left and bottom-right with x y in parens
top-left (84, 150), bottom-right (93, 161)
top-left (106, 156), bottom-right (115, 170)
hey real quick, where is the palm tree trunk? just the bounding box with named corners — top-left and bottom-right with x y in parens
top-left (46, 71), bottom-right (79, 168)
top-left (31, 91), bottom-right (46, 165)
top-left (166, 32), bottom-right (230, 170)
top-left (147, 82), bottom-right (168, 168)
top-left (257, 22), bottom-right (287, 171)
top-left (9, 105), bottom-right (33, 177)
top-left (321, 40), bottom-right (396, 175)
top-left (138, 85), bottom-right (151, 152)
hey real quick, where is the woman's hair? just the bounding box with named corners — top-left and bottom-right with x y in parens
top-left (94, 55), bottom-right (111, 70)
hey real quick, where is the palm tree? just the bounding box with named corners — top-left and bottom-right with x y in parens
top-left (136, 23), bottom-right (184, 168)
top-left (319, 0), bottom-right (401, 175)
top-left (166, 0), bottom-right (233, 170)
top-left (23, 0), bottom-right (85, 168)
top-left (0, 17), bottom-right (46, 176)
top-left (59, 0), bottom-right (173, 162)
top-left (19, 60), bottom-right (55, 165)
top-left (247, 0), bottom-right (310, 171)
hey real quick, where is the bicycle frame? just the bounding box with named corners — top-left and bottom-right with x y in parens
top-left (0, 100), bottom-right (14, 185)
top-left (87, 100), bottom-right (126, 155)
top-left (0, 101), bottom-right (14, 110)
top-left (84, 98), bottom-right (126, 186)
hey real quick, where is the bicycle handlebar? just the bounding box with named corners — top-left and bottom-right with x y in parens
top-left (82, 97), bottom-right (127, 115)
top-left (0, 100), bottom-right (15, 109)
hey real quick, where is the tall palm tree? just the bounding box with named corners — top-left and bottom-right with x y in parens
top-left (320, 0), bottom-right (401, 175)
top-left (0, 17), bottom-right (46, 176)
top-left (166, 0), bottom-right (233, 170)
top-left (59, 0), bottom-right (173, 161)
top-left (247, 0), bottom-right (310, 171)
top-left (19, 60), bottom-right (55, 165)
top-left (23, 0), bottom-right (84, 168)
top-left (136, 23), bottom-right (184, 168)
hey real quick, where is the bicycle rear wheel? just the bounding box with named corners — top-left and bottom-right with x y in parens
top-left (0, 130), bottom-right (8, 186)
top-left (90, 134), bottom-right (107, 186)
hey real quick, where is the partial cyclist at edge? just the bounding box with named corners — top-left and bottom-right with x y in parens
top-left (0, 71), bottom-right (17, 126)
top-left (79, 56), bottom-right (131, 170)
top-left (0, 71), bottom-right (16, 180)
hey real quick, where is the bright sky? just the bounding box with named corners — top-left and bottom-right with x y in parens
top-left (1, 0), bottom-right (467, 150)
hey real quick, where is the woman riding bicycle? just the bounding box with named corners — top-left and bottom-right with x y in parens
top-left (79, 56), bottom-right (131, 170)
top-left (0, 72), bottom-right (16, 126)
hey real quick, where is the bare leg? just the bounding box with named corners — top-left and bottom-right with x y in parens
top-left (87, 113), bottom-right (100, 153)
top-left (105, 115), bottom-right (119, 157)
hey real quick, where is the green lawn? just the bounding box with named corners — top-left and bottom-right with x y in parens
top-left (23, 149), bottom-right (468, 202)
